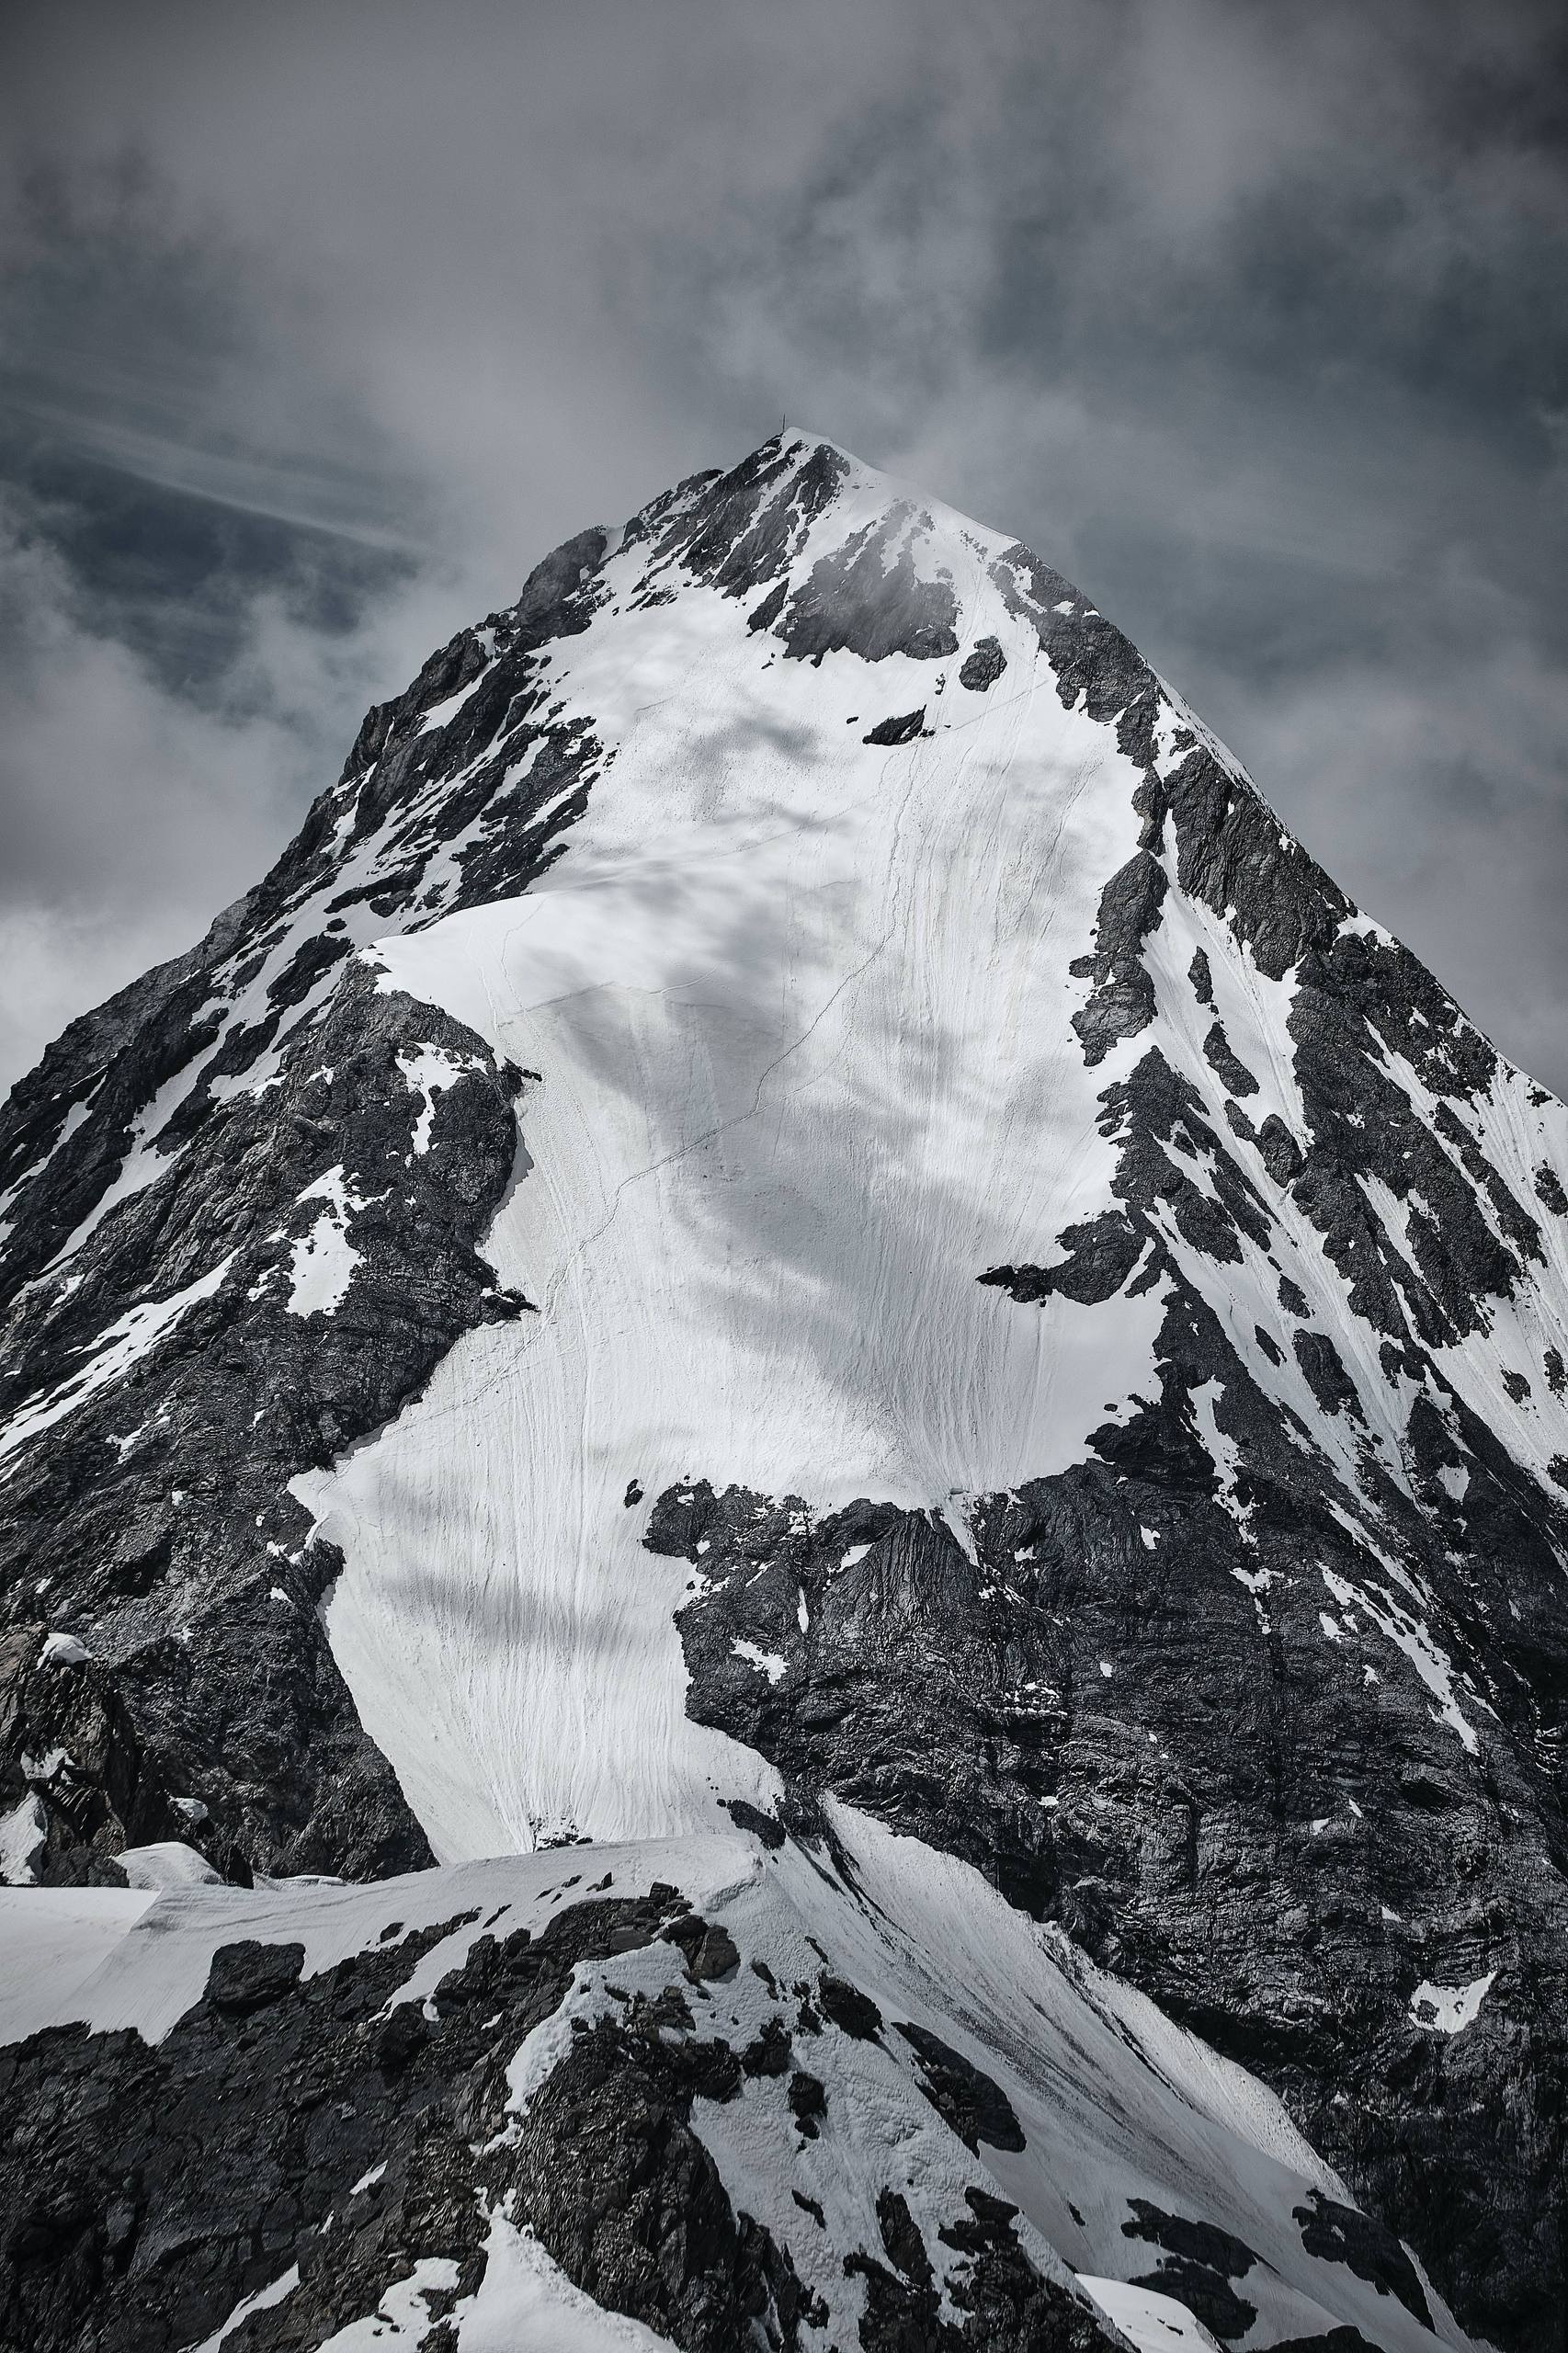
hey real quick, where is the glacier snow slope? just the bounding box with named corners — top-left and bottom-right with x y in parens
top-left (297, 453), bottom-right (1172, 1860)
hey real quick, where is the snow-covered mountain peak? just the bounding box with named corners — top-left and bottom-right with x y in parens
top-left (2, 432), bottom-right (1566, 2352)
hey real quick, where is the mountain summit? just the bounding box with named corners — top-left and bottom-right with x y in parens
top-left (1, 434), bottom-right (1563, 2353)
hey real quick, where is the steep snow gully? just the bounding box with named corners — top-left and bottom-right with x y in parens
top-left (1, 434), bottom-right (1565, 2352)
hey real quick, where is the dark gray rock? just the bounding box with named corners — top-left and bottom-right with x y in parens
top-left (959, 636), bottom-right (1007, 691)
top-left (653, 1311), bottom-right (1568, 2353)
top-left (1256, 1113), bottom-right (1305, 1187)
top-left (0, 970), bottom-right (528, 1881)
top-left (818, 1975), bottom-right (883, 2040)
top-left (896, 2023), bottom-right (1026, 2154)
top-left (1072, 852), bottom-right (1167, 1065)
top-left (1293, 2190), bottom-right (1432, 2331)
top-left (205, 1939), bottom-right (305, 2015)
top-left (780, 520), bottom-right (959, 663)
top-left (0, 490), bottom-right (642, 1881)
top-left (0, 1886), bottom-right (686, 2352)
top-left (1290, 1329), bottom-right (1363, 1421)
top-left (980, 1211), bottom-right (1144, 1307)
top-left (787, 2067), bottom-right (826, 2137)
top-left (863, 707), bottom-right (928, 746)
top-left (1121, 2200), bottom-right (1260, 2342)
top-left (1202, 1018), bottom-right (1260, 1098)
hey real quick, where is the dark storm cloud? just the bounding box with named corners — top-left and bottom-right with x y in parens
top-left (1, 0), bottom-right (1565, 1088)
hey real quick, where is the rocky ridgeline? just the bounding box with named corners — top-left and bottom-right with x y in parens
top-left (0, 1824), bottom-right (1450, 2353)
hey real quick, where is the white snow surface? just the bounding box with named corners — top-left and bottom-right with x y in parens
top-left (0, 1809), bottom-right (1475, 2353)
top-left (0, 436), bottom-right (1551, 2353)
top-left (732, 1638), bottom-right (787, 1683)
top-left (40, 1629), bottom-right (91, 1665)
top-left (185, 2265), bottom-right (301, 2353)
top-left (453, 2211), bottom-right (677, 2349)
top-left (299, 445), bottom-right (1167, 1860)
top-left (0, 1793), bottom-right (48, 1886)
top-left (116, 1840), bottom-right (224, 1890)
top-left (396, 1043), bottom-right (481, 1154)
top-left (284, 1166), bottom-right (365, 1317)
top-left (0, 1885), bottom-right (155, 2034)
top-left (1409, 1972), bottom-right (1497, 2034)
top-left (7, 435), bottom-right (1562, 1864)
top-left (286, 437), bottom-right (1568, 1852)
top-left (1080, 2278), bottom-right (1223, 2353)
top-left (311, 2257), bottom-right (460, 2350)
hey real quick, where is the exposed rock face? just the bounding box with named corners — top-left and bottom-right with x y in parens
top-left (2, 431), bottom-right (1565, 2352)
top-left (656, 1446), bottom-right (1568, 2353)
top-left (0, 1878), bottom-right (832, 2353)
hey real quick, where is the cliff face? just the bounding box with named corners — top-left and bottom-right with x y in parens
top-left (1, 433), bottom-right (1563, 2352)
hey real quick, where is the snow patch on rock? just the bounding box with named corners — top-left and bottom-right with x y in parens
top-left (1409, 1972), bottom-right (1496, 2034)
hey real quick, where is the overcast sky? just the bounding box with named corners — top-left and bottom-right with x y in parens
top-left (3, 0), bottom-right (1565, 1093)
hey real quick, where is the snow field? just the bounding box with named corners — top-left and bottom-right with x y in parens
top-left (300, 501), bottom-right (1165, 1860)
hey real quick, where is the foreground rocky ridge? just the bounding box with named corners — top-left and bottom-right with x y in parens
top-left (2, 433), bottom-right (1565, 2349)
top-left (0, 1818), bottom-right (1462, 2353)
